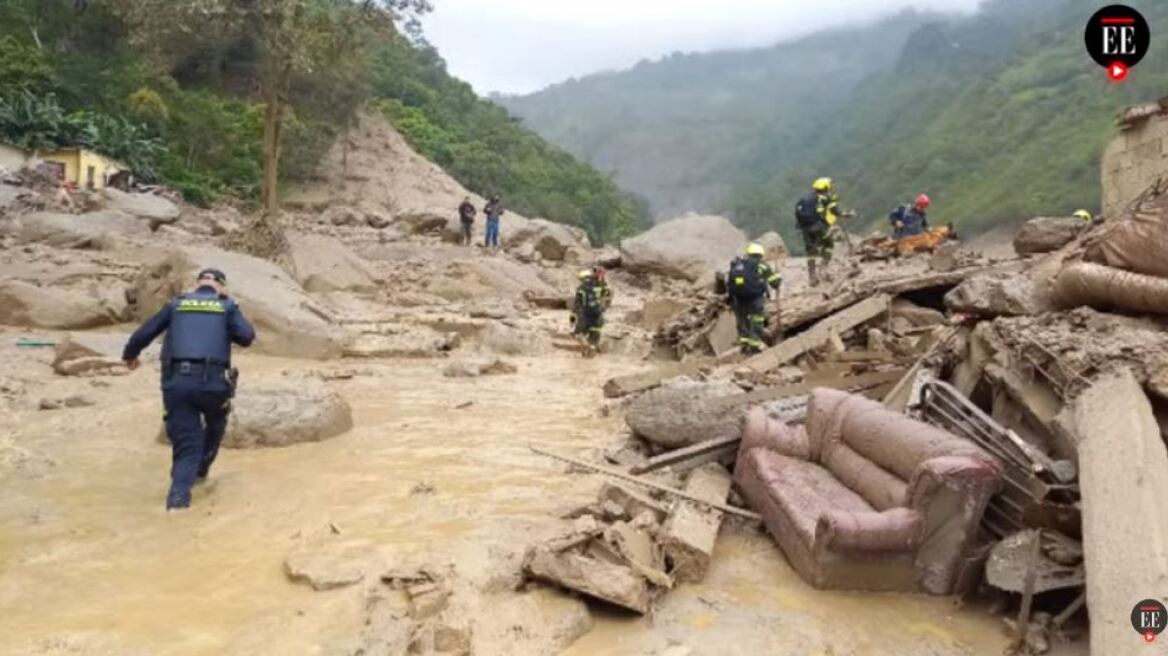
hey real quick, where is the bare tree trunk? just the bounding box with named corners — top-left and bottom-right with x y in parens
top-left (260, 61), bottom-right (291, 212)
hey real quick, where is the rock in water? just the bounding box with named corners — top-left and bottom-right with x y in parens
top-left (286, 233), bottom-right (378, 293)
top-left (1012, 217), bottom-right (1085, 256)
top-left (619, 213), bottom-right (747, 281)
top-left (442, 356), bottom-right (518, 378)
top-left (624, 380), bottom-right (744, 449)
top-left (225, 381), bottom-right (353, 448)
top-left (480, 322), bottom-right (552, 356)
top-left (284, 541), bottom-right (382, 591)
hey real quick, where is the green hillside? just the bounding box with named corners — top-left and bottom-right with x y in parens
top-left (0, 0), bottom-right (647, 244)
top-left (500, 0), bottom-right (1168, 249)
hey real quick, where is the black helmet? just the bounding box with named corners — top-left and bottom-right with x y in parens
top-left (197, 268), bottom-right (227, 285)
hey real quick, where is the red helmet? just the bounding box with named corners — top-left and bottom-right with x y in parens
top-left (915, 194), bottom-right (931, 209)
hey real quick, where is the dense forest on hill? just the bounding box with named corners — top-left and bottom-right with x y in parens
top-left (0, 0), bottom-right (648, 243)
top-left (500, 0), bottom-right (1168, 248)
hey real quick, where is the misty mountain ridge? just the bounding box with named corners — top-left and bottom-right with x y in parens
top-left (498, 0), bottom-right (1168, 247)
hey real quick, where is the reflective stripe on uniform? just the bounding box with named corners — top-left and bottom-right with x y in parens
top-left (176, 298), bottom-right (226, 313)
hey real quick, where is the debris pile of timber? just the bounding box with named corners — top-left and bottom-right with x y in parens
top-left (523, 450), bottom-right (742, 614)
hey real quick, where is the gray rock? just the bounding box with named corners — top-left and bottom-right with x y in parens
top-left (624, 379), bottom-right (744, 449)
top-left (442, 356), bottom-right (517, 378)
top-left (945, 273), bottom-right (1049, 317)
top-left (620, 214), bottom-right (746, 281)
top-left (323, 205), bottom-right (362, 226)
top-left (52, 332), bottom-right (159, 375)
top-left (480, 322), bottom-right (552, 356)
top-left (285, 541), bottom-right (383, 591)
top-left (100, 188), bottom-right (180, 224)
top-left (394, 210), bottom-right (448, 235)
top-left (0, 279), bottom-right (127, 329)
top-left (286, 233), bottom-right (378, 294)
top-left (132, 246), bottom-right (351, 359)
top-left (18, 210), bottom-right (141, 249)
top-left (755, 231), bottom-right (788, 259)
top-left (1013, 216), bottom-right (1086, 256)
top-left (506, 218), bottom-right (590, 262)
top-left (225, 380), bottom-right (353, 448)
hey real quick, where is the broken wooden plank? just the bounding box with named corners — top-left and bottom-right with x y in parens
top-left (529, 446), bottom-right (760, 520)
top-left (710, 368), bottom-right (906, 409)
top-left (597, 482), bottom-right (669, 523)
top-left (882, 326), bottom-right (958, 406)
top-left (630, 435), bottom-right (741, 475)
top-left (603, 362), bottom-right (706, 398)
top-left (828, 350), bottom-right (896, 363)
top-left (742, 294), bottom-right (891, 373)
top-left (660, 463), bottom-right (732, 584)
top-left (1073, 370), bottom-right (1168, 655)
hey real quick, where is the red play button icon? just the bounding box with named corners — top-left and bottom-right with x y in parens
top-left (1109, 61), bottom-right (1129, 82)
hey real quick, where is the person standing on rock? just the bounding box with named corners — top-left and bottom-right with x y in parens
top-left (571, 269), bottom-right (610, 356)
top-left (122, 268), bottom-right (256, 511)
top-left (726, 243), bottom-right (782, 355)
top-left (795, 177), bottom-right (849, 286)
top-left (458, 196), bottom-right (477, 246)
top-left (483, 195), bottom-right (504, 249)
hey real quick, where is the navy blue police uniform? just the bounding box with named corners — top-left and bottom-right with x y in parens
top-left (122, 269), bottom-right (255, 509)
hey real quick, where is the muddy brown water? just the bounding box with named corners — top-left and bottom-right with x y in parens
top-left (0, 339), bottom-right (1009, 655)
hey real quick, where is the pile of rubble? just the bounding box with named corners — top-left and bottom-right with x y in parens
top-left (523, 186), bottom-right (1168, 655)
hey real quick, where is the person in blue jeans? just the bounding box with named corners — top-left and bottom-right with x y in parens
top-left (122, 268), bottom-right (256, 510)
top-left (483, 195), bottom-right (504, 248)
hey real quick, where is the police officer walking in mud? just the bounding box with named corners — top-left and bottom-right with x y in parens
top-left (122, 268), bottom-right (256, 511)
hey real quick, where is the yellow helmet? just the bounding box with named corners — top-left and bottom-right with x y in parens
top-left (577, 269), bottom-right (593, 280)
top-left (746, 242), bottom-right (765, 257)
top-left (1073, 209), bottom-right (1093, 222)
top-left (813, 177), bottom-right (833, 192)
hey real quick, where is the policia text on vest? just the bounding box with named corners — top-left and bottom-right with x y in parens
top-left (122, 268), bottom-right (256, 511)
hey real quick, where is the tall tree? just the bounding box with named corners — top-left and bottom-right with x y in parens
top-left (113, 0), bottom-right (431, 210)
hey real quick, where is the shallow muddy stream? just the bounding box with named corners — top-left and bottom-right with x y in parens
top-left (0, 339), bottom-right (1011, 655)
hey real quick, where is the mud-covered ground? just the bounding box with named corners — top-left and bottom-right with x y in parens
top-left (0, 321), bottom-right (1017, 656)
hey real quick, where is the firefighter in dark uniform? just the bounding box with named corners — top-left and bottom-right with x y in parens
top-left (795, 177), bottom-right (844, 286)
top-left (571, 268), bottom-right (611, 356)
top-left (727, 243), bottom-right (782, 354)
top-left (122, 268), bottom-right (256, 510)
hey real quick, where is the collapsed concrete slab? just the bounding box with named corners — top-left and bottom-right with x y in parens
top-left (524, 546), bottom-right (652, 614)
top-left (1072, 370), bottom-right (1168, 655)
top-left (660, 463), bottom-right (732, 584)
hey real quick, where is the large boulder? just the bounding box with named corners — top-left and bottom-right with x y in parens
top-left (1013, 217), bottom-right (1086, 256)
top-left (427, 258), bottom-right (557, 302)
top-left (0, 279), bottom-right (128, 329)
top-left (100, 188), bottom-right (180, 225)
top-left (506, 218), bottom-right (590, 262)
top-left (224, 380), bottom-right (353, 448)
top-left (18, 210), bottom-right (141, 249)
top-left (131, 246), bottom-right (351, 359)
top-left (945, 273), bottom-right (1050, 317)
top-left (286, 233), bottom-right (378, 294)
top-left (619, 214), bottom-right (746, 281)
top-left (394, 210), bottom-right (449, 235)
top-left (624, 379), bottom-right (744, 449)
top-left (755, 231), bottom-right (788, 260)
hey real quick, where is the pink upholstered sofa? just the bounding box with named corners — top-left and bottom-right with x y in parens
top-left (734, 388), bottom-right (1001, 594)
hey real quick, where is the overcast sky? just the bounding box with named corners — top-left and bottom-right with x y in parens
top-left (421, 0), bottom-right (986, 95)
